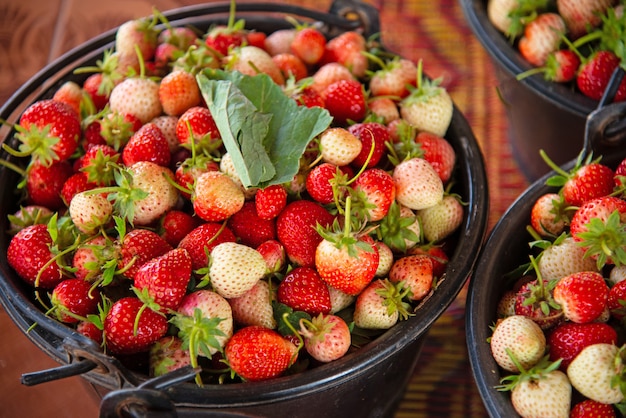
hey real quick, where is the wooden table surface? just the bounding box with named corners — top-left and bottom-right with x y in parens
top-left (0, 0), bottom-right (530, 416)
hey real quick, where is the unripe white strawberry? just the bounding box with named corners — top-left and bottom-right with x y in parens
top-left (150, 115), bottom-right (180, 153)
top-left (69, 191), bottom-right (112, 235)
top-left (327, 285), bottom-right (356, 314)
top-left (226, 45), bottom-right (285, 85)
top-left (129, 161), bottom-right (179, 226)
top-left (209, 242), bottom-right (267, 299)
top-left (567, 343), bottom-right (625, 404)
top-left (115, 17), bottom-right (158, 62)
top-left (319, 127), bottom-right (363, 166)
top-left (374, 241), bottom-right (394, 277)
top-left (176, 289), bottom-right (234, 356)
top-left (399, 205), bottom-right (421, 250)
top-left (193, 170), bottom-right (245, 222)
top-left (510, 368), bottom-right (571, 418)
top-left (353, 279), bottom-right (410, 330)
top-left (609, 264), bottom-right (626, 286)
top-left (496, 290), bottom-right (517, 318)
top-left (487, 0), bottom-right (519, 35)
top-left (490, 315), bottom-right (546, 373)
top-left (393, 158), bottom-right (444, 210)
top-left (109, 77), bottom-right (163, 124)
top-left (300, 314), bottom-right (351, 363)
top-left (264, 29), bottom-right (296, 56)
top-left (538, 236), bottom-right (599, 281)
top-left (417, 194), bottom-right (463, 242)
top-left (229, 280), bottom-right (277, 329)
top-left (219, 152), bottom-right (257, 199)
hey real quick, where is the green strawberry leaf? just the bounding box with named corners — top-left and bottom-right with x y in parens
top-left (197, 70), bottom-right (332, 188)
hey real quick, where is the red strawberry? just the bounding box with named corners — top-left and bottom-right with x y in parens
top-left (14, 99), bottom-right (81, 164)
top-left (227, 201), bottom-right (276, 248)
top-left (224, 325), bottom-right (297, 382)
top-left (82, 72), bottom-right (112, 111)
top-left (51, 81), bottom-right (83, 116)
top-left (559, 159), bottom-right (615, 207)
top-left (61, 172), bottom-right (97, 207)
top-left (306, 162), bottom-right (349, 205)
top-left (299, 314), bottom-right (351, 362)
top-left (133, 248), bottom-right (192, 311)
top-left (547, 321), bottom-right (617, 371)
top-left (158, 70), bottom-right (201, 116)
top-left (529, 192), bottom-right (568, 237)
top-left (518, 13), bottom-right (567, 67)
top-left (553, 271), bottom-right (609, 323)
top-left (26, 160), bottom-right (74, 210)
top-left (50, 278), bottom-right (101, 323)
top-left (352, 168), bottom-right (396, 222)
top-left (278, 266), bottom-right (332, 316)
top-left (276, 200), bottom-right (335, 267)
top-left (158, 210), bottom-right (199, 247)
top-left (272, 53), bottom-right (308, 81)
top-left (323, 79), bottom-right (367, 125)
top-left (311, 62), bottom-right (355, 96)
top-left (607, 278), bottom-right (626, 320)
top-left (368, 97), bottom-right (400, 124)
top-left (177, 222), bottom-right (237, 270)
top-left (122, 123), bottom-right (171, 167)
top-left (415, 131), bottom-right (456, 184)
top-left (570, 399), bottom-right (617, 418)
top-left (119, 228), bottom-right (172, 281)
top-left (98, 111), bottom-right (143, 151)
top-left (348, 122), bottom-right (391, 169)
top-left (255, 184), bottom-right (287, 220)
top-left (80, 144), bottom-right (120, 186)
top-left (388, 254), bottom-right (434, 302)
top-left (320, 31), bottom-right (368, 78)
top-left (541, 49), bottom-right (581, 83)
top-left (577, 50), bottom-right (626, 101)
top-left (103, 296), bottom-right (169, 355)
top-left (290, 27), bottom-right (326, 65)
top-left (175, 106), bottom-right (221, 149)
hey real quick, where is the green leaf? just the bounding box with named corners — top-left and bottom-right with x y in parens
top-left (198, 70), bottom-right (332, 188)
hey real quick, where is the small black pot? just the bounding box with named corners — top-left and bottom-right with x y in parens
top-left (466, 99), bottom-right (626, 417)
top-left (0, 2), bottom-right (489, 417)
top-left (458, 0), bottom-right (600, 181)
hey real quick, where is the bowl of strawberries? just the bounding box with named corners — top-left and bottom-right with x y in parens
top-left (0, 1), bottom-right (489, 416)
top-left (459, 0), bottom-right (626, 181)
top-left (466, 94), bottom-right (626, 417)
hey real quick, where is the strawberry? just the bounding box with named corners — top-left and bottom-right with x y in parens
top-left (557, 0), bottom-right (614, 39)
top-left (254, 184), bottom-right (287, 220)
top-left (348, 122), bottom-right (391, 169)
top-left (547, 321), bottom-right (617, 371)
top-left (175, 106), bottom-right (221, 149)
top-left (553, 271), bottom-right (609, 323)
top-left (82, 73), bottom-right (112, 111)
top-left (209, 242), bottom-right (267, 299)
top-left (158, 69), bottom-right (201, 116)
top-left (351, 168), bottom-right (396, 222)
top-left (489, 315), bottom-right (547, 373)
top-left (119, 228), bottom-right (173, 281)
top-left (417, 194), bottom-right (464, 242)
top-left (374, 241), bottom-right (394, 277)
top-left (570, 399), bottom-right (617, 418)
top-left (414, 131), bottom-right (456, 184)
top-left (393, 157), bottom-right (444, 210)
top-left (229, 280), bottom-right (277, 329)
top-left (537, 236), bottom-right (599, 282)
top-left (353, 279), bottom-right (412, 329)
top-left (80, 144), bottom-right (120, 187)
top-left (377, 202), bottom-right (421, 253)
top-left (158, 210), bottom-right (199, 247)
top-left (399, 62), bottom-right (453, 137)
top-left (319, 127), bottom-right (363, 166)
top-left (12, 99), bottom-right (81, 165)
top-left (121, 122), bottom-right (171, 168)
top-left (103, 296), bottom-right (169, 355)
top-left (109, 75), bottom-right (163, 125)
top-left (225, 46), bottom-right (285, 85)
top-left (497, 356), bottom-right (571, 418)
top-left (407, 244), bottom-right (449, 278)
top-left (388, 254), bottom-right (435, 302)
top-left (192, 170), bottom-right (245, 222)
top-left (204, 4), bottom-right (246, 57)
top-left (320, 31), bottom-right (368, 78)
top-left (299, 314), bottom-right (351, 362)
top-left (322, 79), bottom-right (367, 125)
top-left (115, 15), bottom-right (159, 62)
top-left (227, 201), bottom-right (276, 248)
top-left (264, 28), bottom-right (296, 56)
top-left (530, 192), bottom-right (569, 237)
top-left (518, 13), bottom-right (567, 67)
top-left (7, 205), bottom-right (53, 235)
top-left (98, 111), bottom-right (143, 151)
top-left (150, 115), bottom-right (180, 153)
top-left (306, 162), bottom-right (348, 205)
top-left (315, 214), bottom-right (379, 296)
top-left (290, 27), bottom-right (326, 66)
top-left (175, 289), bottom-right (234, 358)
top-left (49, 278), bottom-right (102, 323)
top-left (368, 97), bottom-right (400, 124)
top-left (327, 285), bottom-right (356, 314)
top-left (256, 239), bottom-right (286, 274)
top-left (368, 57), bottom-right (417, 99)
top-left (7, 223), bottom-right (69, 289)
top-left (177, 222), bottom-right (237, 270)
top-left (51, 81), bottom-right (83, 116)
top-left (149, 336), bottom-right (192, 377)
top-left (567, 343), bottom-right (625, 404)
top-left (68, 191), bottom-right (113, 235)
top-left (288, 82), bottom-right (325, 108)
top-left (276, 200), bottom-right (335, 267)
top-left (224, 325), bottom-right (297, 382)
top-left (72, 235), bottom-right (116, 281)
top-left (272, 53), bottom-right (308, 81)
top-left (607, 278), bottom-right (626, 320)
top-left (61, 172), bottom-right (97, 207)
top-left (133, 248), bottom-right (192, 312)
top-left (577, 50), bottom-right (626, 101)
top-left (533, 49), bottom-right (582, 83)
top-left (311, 62), bottom-right (356, 96)
top-left (278, 266), bottom-right (332, 317)
top-left (77, 320), bottom-right (104, 346)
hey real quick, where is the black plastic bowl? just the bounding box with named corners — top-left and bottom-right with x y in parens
top-left (459, 0), bottom-right (601, 181)
top-left (466, 101), bottom-right (626, 417)
top-left (0, 2), bottom-right (489, 417)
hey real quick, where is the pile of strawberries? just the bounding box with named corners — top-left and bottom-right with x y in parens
top-left (2, 4), bottom-right (466, 385)
top-left (487, 0), bottom-right (626, 101)
top-left (488, 150), bottom-right (626, 417)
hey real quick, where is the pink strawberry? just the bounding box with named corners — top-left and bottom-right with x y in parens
top-left (109, 76), bottom-right (163, 125)
top-left (299, 314), bottom-right (351, 362)
top-left (320, 31), bottom-right (368, 78)
top-left (256, 239), bottom-right (286, 274)
top-left (290, 27), bottom-right (326, 66)
top-left (557, 0), bottom-right (614, 39)
top-left (149, 336), bottom-right (192, 377)
top-left (272, 53), bottom-right (308, 81)
top-left (388, 254), bottom-right (434, 302)
top-left (518, 13), bottom-right (567, 67)
top-left (225, 46), bottom-right (285, 85)
top-left (368, 57), bottom-right (417, 99)
top-left (393, 157), bottom-right (444, 210)
top-left (192, 170), bottom-right (245, 222)
top-left (229, 280), bottom-right (276, 329)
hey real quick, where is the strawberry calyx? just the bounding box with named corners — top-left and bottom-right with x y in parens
top-left (401, 60), bottom-right (446, 106)
top-left (385, 120), bottom-right (423, 166)
top-left (376, 200), bottom-right (420, 253)
top-left (575, 209), bottom-right (626, 269)
top-left (374, 278), bottom-right (414, 321)
top-left (73, 49), bottom-right (125, 97)
top-left (496, 351), bottom-right (562, 392)
top-left (4, 123), bottom-right (62, 167)
top-left (518, 254), bottom-right (562, 320)
top-left (503, 0), bottom-right (550, 41)
top-left (316, 197), bottom-right (375, 258)
top-left (611, 345), bottom-right (626, 400)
